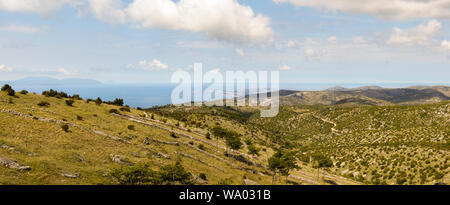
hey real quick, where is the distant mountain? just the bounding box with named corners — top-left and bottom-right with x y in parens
top-left (325, 86), bottom-right (348, 91)
top-left (1, 77), bottom-right (102, 87)
top-left (277, 85), bottom-right (450, 106)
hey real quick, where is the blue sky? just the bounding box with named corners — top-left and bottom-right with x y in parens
top-left (0, 0), bottom-right (449, 84)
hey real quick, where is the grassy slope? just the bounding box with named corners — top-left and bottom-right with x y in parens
top-left (151, 102), bottom-right (449, 185)
top-left (0, 92), bottom-right (276, 185)
top-left (1, 90), bottom-right (448, 185)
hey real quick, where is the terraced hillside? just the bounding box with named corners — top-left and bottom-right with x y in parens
top-left (1, 86), bottom-right (448, 185)
top-left (151, 102), bottom-right (450, 185)
top-left (1, 87), bottom-right (351, 185)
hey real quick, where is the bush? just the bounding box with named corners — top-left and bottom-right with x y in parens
top-left (120, 106), bottom-right (131, 112)
top-left (61, 124), bottom-right (69, 132)
top-left (37, 101), bottom-right (50, 107)
top-left (6, 88), bottom-right (15, 96)
top-left (127, 125), bottom-right (135, 130)
top-left (1, 84), bottom-right (12, 91)
top-left (77, 115), bottom-right (83, 121)
top-left (95, 97), bottom-right (102, 105)
top-left (109, 163), bottom-right (156, 185)
top-left (199, 173), bottom-right (207, 181)
top-left (8, 98), bottom-right (13, 104)
top-left (109, 109), bottom-right (119, 114)
top-left (105, 98), bottom-right (124, 106)
top-left (20, 90), bottom-right (28, 95)
top-left (71, 94), bottom-right (82, 100)
top-left (170, 132), bottom-right (178, 138)
top-left (65, 99), bottom-right (74, 106)
top-left (198, 144), bottom-right (205, 150)
top-left (86, 98), bottom-right (93, 103)
top-left (109, 161), bottom-right (193, 185)
top-left (42, 89), bottom-right (69, 98)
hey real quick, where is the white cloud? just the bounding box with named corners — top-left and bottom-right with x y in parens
top-left (0, 24), bottom-right (44, 33)
top-left (208, 68), bottom-right (221, 73)
top-left (328, 36), bottom-right (337, 43)
top-left (235, 48), bottom-right (245, 56)
top-left (304, 49), bottom-right (315, 57)
top-left (442, 40), bottom-right (450, 50)
top-left (129, 59), bottom-right (169, 71)
top-left (274, 0), bottom-right (450, 20)
top-left (278, 64), bottom-right (292, 70)
top-left (0, 0), bottom-right (77, 15)
top-left (0, 64), bottom-right (13, 72)
top-left (125, 0), bottom-right (273, 44)
top-left (0, 0), bottom-right (273, 44)
top-left (58, 67), bottom-right (70, 75)
top-left (89, 0), bottom-right (126, 24)
top-left (352, 36), bottom-right (365, 44)
top-left (386, 20), bottom-right (442, 46)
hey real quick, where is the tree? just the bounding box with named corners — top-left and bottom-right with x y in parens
top-left (95, 97), bottom-right (102, 105)
top-left (268, 150), bottom-right (298, 184)
top-left (211, 126), bottom-right (240, 153)
top-left (157, 161), bottom-right (194, 185)
top-left (6, 88), bottom-right (15, 96)
top-left (226, 135), bottom-right (242, 154)
top-left (1, 84), bottom-right (12, 92)
top-left (113, 98), bottom-right (124, 106)
top-left (248, 144), bottom-right (261, 166)
top-left (311, 153), bottom-right (333, 182)
top-left (65, 99), bottom-right (74, 106)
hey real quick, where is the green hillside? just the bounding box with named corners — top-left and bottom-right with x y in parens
top-left (0, 86), bottom-right (448, 185)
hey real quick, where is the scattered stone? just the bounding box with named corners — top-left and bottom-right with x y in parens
top-left (109, 154), bottom-right (134, 166)
top-left (0, 156), bottom-right (31, 171)
top-left (60, 172), bottom-right (80, 178)
top-left (244, 179), bottom-right (259, 185)
top-left (131, 152), bottom-right (141, 158)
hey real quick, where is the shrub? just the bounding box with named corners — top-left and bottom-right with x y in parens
top-left (95, 97), bottom-right (102, 105)
top-left (37, 101), bottom-right (50, 107)
top-left (86, 98), bottom-right (93, 103)
top-left (170, 132), bottom-right (178, 138)
top-left (110, 161), bottom-right (193, 185)
top-left (61, 124), bottom-right (69, 132)
top-left (76, 115), bottom-right (83, 121)
top-left (20, 90), bottom-right (28, 95)
top-left (199, 173), bottom-right (207, 181)
top-left (8, 98), bottom-right (13, 104)
top-left (120, 106), bottom-right (131, 112)
top-left (1, 84), bottom-right (12, 91)
top-left (205, 132), bottom-right (211, 140)
top-left (71, 94), bottom-right (82, 100)
top-left (189, 141), bottom-right (194, 145)
top-left (65, 99), bottom-right (74, 106)
top-left (112, 98), bottom-right (124, 106)
top-left (6, 88), bottom-right (15, 96)
top-left (198, 144), bottom-right (205, 150)
top-left (109, 163), bottom-right (156, 185)
top-left (109, 109), bottom-right (119, 114)
top-left (127, 125), bottom-right (135, 130)
top-left (42, 89), bottom-right (68, 98)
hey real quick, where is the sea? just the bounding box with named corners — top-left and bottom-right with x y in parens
top-left (7, 82), bottom-right (449, 108)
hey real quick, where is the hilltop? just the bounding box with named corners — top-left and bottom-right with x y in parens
top-left (277, 85), bottom-right (450, 106)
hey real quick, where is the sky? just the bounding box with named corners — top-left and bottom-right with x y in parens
top-left (0, 0), bottom-right (450, 84)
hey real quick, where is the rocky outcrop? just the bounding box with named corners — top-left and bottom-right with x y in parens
top-left (109, 154), bottom-right (134, 166)
top-left (0, 156), bottom-right (31, 171)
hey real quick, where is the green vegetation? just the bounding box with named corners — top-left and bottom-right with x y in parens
top-left (109, 161), bottom-right (193, 185)
top-left (0, 84), bottom-right (448, 185)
